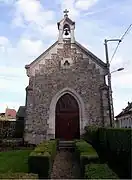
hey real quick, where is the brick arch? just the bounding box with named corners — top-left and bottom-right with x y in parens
top-left (48, 87), bottom-right (86, 139)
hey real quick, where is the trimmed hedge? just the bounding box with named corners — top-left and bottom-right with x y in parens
top-left (28, 140), bottom-right (57, 179)
top-left (84, 163), bottom-right (119, 179)
top-left (75, 140), bottom-right (99, 177)
top-left (83, 126), bottom-right (132, 178)
top-left (99, 128), bottom-right (131, 154)
top-left (75, 140), bottom-right (99, 159)
top-left (83, 126), bottom-right (98, 145)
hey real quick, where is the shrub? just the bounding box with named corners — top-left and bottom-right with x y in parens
top-left (98, 128), bottom-right (107, 145)
top-left (83, 126), bottom-right (99, 145)
top-left (84, 126), bottom-right (132, 178)
top-left (28, 140), bottom-right (57, 179)
top-left (106, 128), bottom-right (131, 153)
top-left (75, 140), bottom-right (99, 177)
top-left (106, 128), bottom-right (132, 178)
top-left (28, 152), bottom-right (51, 178)
top-left (85, 163), bottom-right (119, 179)
top-left (75, 140), bottom-right (98, 158)
top-left (1, 138), bottom-right (24, 147)
top-left (80, 154), bottom-right (99, 177)
top-left (0, 173), bottom-right (38, 179)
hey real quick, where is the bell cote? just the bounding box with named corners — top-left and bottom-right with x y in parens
top-left (57, 9), bottom-right (75, 44)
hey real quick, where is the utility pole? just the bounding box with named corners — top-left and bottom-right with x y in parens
top-left (104, 25), bottom-right (131, 127)
top-left (104, 39), bottom-right (121, 127)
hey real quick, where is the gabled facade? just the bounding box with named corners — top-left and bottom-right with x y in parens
top-left (24, 12), bottom-right (110, 144)
top-left (115, 102), bottom-right (132, 128)
top-left (5, 108), bottom-right (16, 119)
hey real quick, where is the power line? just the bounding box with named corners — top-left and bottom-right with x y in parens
top-left (120, 24), bottom-right (132, 41)
top-left (110, 41), bottom-right (121, 64)
top-left (110, 24), bottom-right (132, 63)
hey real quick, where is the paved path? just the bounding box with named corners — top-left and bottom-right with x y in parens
top-left (51, 150), bottom-right (80, 179)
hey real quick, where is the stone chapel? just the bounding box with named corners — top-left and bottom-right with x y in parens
top-left (24, 11), bottom-right (110, 144)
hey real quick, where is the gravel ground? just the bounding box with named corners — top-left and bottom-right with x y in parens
top-left (51, 150), bottom-right (80, 179)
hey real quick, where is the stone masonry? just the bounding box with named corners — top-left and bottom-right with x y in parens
top-left (24, 13), bottom-right (110, 144)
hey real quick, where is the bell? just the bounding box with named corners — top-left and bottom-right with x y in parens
top-left (64, 29), bottom-right (69, 36)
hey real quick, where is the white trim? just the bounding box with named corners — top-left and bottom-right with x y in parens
top-left (48, 87), bottom-right (86, 138)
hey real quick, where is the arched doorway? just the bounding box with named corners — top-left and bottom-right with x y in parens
top-left (55, 93), bottom-right (80, 140)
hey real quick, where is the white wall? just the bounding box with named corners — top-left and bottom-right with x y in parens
top-left (115, 114), bottom-right (132, 128)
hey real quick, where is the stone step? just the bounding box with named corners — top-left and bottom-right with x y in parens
top-left (58, 140), bottom-right (75, 150)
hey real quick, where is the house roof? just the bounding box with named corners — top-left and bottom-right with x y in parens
top-left (0, 113), bottom-right (5, 116)
top-left (5, 108), bottom-right (16, 119)
top-left (115, 102), bottom-right (132, 119)
top-left (16, 106), bottom-right (26, 118)
top-left (26, 41), bottom-right (107, 70)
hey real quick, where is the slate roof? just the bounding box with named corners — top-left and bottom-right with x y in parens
top-left (0, 113), bottom-right (5, 116)
top-left (115, 102), bottom-right (132, 119)
top-left (16, 106), bottom-right (26, 118)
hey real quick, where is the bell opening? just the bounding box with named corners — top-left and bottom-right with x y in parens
top-left (63, 24), bottom-right (71, 38)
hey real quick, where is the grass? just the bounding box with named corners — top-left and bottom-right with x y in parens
top-left (0, 150), bottom-right (32, 173)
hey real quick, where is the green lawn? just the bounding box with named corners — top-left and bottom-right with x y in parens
top-left (0, 150), bottom-right (32, 173)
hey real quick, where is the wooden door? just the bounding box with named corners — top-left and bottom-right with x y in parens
top-left (55, 93), bottom-right (80, 140)
top-left (55, 114), bottom-right (69, 140)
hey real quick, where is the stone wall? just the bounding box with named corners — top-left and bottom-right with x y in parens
top-left (24, 40), bottom-right (110, 144)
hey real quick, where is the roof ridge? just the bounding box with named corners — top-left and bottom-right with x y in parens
top-left (115, 101), bottom-right (132, 118)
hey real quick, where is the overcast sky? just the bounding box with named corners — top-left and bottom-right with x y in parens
top-left (0, 0), bottom-right (132, 115)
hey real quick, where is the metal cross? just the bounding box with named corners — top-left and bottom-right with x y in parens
top-left (63, 9), bottom-right (69, 16)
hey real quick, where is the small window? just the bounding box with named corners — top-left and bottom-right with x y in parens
top-left (64, 60), bottom-right (70, 67)
top-left (61, 58), bottom-right (71, 69)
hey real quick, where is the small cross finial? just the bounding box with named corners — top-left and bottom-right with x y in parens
top-left (63, 9), bottom-right (69, 17)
